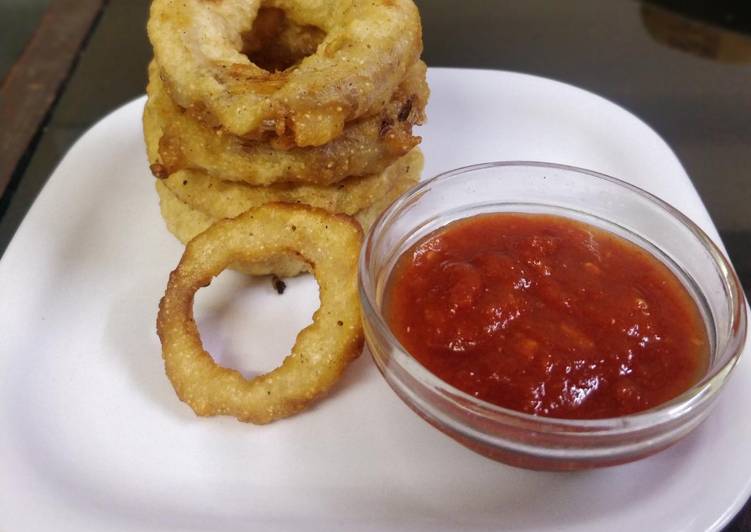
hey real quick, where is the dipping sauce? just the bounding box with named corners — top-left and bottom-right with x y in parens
top-left (384, 213), bottom-right (709, 419)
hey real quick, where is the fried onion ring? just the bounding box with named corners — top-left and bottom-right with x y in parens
top-left (155, 150), bottom-right (422, 277)
top-left (161, 149), bottom-right (423, 221)
top-left (157, 204), bottom-right (364, 423)
top-left (144, 60), bottom-right (427, 186)
top-left (147, 0), bottom-right (423, 145)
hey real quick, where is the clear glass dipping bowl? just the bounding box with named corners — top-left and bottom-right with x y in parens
top-left (359, 162), bottom-right (747, 471)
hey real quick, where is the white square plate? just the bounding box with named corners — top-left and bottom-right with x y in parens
top-left (1, 69), bottom-right (749, 531)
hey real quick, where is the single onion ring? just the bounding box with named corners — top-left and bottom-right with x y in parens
top-left (144, 60), bottom-right (427, 186)
top-left (147, 0), bottom-right (423, 145)
top-left (157, 203), bottom-right (364, 423)
top-left (160, 149), bottom-right (424, 221)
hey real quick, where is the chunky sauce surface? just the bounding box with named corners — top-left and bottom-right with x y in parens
top-left (385, 213), bottom-right (709, 419)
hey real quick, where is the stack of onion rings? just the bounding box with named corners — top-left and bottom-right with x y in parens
top-left (145, 0), bottom-right (427, 259)
top-left (146, 0), bottom-right (427, 423)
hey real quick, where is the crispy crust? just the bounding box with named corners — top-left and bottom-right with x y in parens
top-left (161, 149), bottom-right (423, 220)
top-left (144, 60), bottom-right (427, 186)
top-left (154, 149), bottom-right (422, 277)
top-left (156, 203), bottom-right (364, 423)
top-left (148, 0), bottom-right (423, 145)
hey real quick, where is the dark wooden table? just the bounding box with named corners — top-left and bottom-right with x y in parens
top-left (1, 1), bottom-right (749, 529)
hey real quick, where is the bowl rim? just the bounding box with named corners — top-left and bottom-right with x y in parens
top-left (359, 160), bottom-right (748, 431)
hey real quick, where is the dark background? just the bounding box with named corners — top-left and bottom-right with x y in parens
top-left (1, 1), bottom-right (750, 529)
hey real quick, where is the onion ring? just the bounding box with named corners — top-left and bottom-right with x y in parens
top-left (161, 149), bottom-right (423, 221)
top-left (154, 151), bottom-right (421, 277)
top-left (144, 60), bottom-right (427, 186)
top-left (147, 0), bottom-right (423, 145)
top-left (156, 203), bottom-right (364, 423)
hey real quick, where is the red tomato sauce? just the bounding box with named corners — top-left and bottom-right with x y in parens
top-left (384, 213), bottom-right (709, 419)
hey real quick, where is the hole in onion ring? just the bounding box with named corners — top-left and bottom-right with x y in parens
top-left (241, 7), bottom-right (326, 72)
top-left (194, 269), bottom-right (318, 379)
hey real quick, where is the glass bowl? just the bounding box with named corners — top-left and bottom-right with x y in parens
top-left (359, 162), bottom-right (747, 471)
